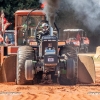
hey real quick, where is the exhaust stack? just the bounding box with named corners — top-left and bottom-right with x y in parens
top-left (50, 26), bottom-right (53, 36)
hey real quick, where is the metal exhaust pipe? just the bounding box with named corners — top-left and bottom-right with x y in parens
top-left (50, 26), bottom-right (53, 36)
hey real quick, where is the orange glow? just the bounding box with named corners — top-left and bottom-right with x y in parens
top-left (58, 41), bottom-right (66, 46)
top-left (29, 41), bottom-right (37, 46)
top-left (41, 2), bottom-right (46, 8)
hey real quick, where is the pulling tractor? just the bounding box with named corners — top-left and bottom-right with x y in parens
top-left (0, 9), bottom-right (95, 85)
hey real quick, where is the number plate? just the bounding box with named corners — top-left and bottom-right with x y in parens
top-left (48, 58), bottom-right (54, 62)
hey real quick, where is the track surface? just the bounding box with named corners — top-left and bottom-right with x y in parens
top-left (0, 60), bottom-right (100, 100)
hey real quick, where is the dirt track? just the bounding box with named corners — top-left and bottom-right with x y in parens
top-left (0, 63), bottom-right (100, 100)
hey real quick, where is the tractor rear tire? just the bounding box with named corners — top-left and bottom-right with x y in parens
top-left (59, 46), bottom-right (78, 85)
top-left (16, 46), bottom-right (34, 85)
top-left (59, 58), bottom-right (76, 85)
top-left (67, 58), bottom-right (76, 85)
top-left (58, 74), bottom-right (71, 85)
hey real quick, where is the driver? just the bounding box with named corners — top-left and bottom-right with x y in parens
top-left (4, 35), bottom-right (13, 46)
top-left (41, 22), bottom-right (49, 36)
top-left (76, 33), bottom-right (81, 41)
top-left (36, 22), bottom-right (49, 44)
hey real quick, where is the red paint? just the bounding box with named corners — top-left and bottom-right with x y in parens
top-left (8, 46), bottom-right (19, 54)
top-left (41, 2), bottom-right (46, 8)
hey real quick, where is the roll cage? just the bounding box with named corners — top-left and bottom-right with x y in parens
top-left (14, 9), bottom-right (59, 46)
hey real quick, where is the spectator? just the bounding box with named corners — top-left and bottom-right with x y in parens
top-left (36, 22), bottom-right (49, 44)
top-left (0, 11), bottom-right (11, 34)
top-left (41, 22), bottom-right (49, 36)
top-left (0, 33), bottom-right (3, 44)
top-left (4, 35), bottom-right (12, 46)
top-left (76, 33), bottom-right (81, 41)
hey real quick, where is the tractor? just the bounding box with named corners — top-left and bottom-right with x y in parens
top-left (0, 9), bottom-right (95, 85)
top-left (63, 29), bottom-right (90, 53)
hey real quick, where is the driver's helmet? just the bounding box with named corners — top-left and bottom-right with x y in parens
top-left (41, 23), bottom-right (49, 28)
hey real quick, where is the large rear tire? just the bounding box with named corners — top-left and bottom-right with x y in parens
top-left (59, 46), bottom-right (78, 85)
top-left (16, 46), bottom-right (34, 85)
top-left (67, 58), bottom-right (76, 85)
top-left (58, 74), bottom-right (71, 85)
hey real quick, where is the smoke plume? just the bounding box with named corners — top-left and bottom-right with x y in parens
top-left (39, 0), bottom-right (100, 32)
top-left (60, 0), bottom-right (100, 32)
top-left (39, 0), bottom-right (60, 27)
